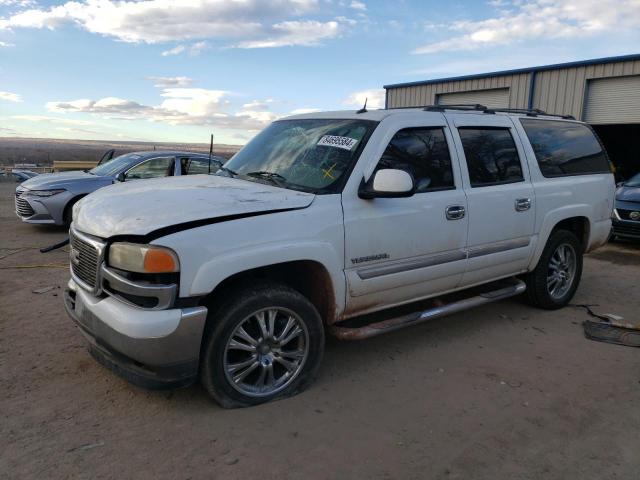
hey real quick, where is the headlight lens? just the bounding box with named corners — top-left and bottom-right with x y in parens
top-left (25, 189), bottom-right (66, 197)
top-left (108, 243), bottom-right (179, 273)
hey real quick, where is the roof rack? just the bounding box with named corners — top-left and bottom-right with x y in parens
top-left (422, 104), bottom-right (575, 120)
top-left (489, 107), bottom-right (575, 120)
top-left (424, 104), bottom-right (494, 113)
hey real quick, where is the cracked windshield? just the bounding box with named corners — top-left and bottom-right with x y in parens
top-left (219, 119), bottom-right (377, 193)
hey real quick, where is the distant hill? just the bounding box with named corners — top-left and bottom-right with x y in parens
top-left (0, 137), bottom-right (241, 166)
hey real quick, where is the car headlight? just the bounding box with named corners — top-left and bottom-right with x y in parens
top-left (25, 189), bottom-right (66, 197)
top-left (108, 243), bottom-right (179, 273)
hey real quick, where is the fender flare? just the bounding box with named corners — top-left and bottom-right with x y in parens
top-left (528, 204), bottom-right (592, 270)
top-left (189, 240), bottom-right (346, 316)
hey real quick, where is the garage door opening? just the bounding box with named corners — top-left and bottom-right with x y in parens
top-left (591, 124), bottom-right (640, 181)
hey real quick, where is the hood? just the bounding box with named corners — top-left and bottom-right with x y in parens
top-left (616, 185), bottom-right (640, 203)
top-left (20, 170), bottom-right (108, 190)
top-left (74, 174), bottom-right (315, 238)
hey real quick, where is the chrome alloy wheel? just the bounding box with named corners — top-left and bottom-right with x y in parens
top-left (547, 243), bottom-right (577, 300)
top-left (223, 307), bottom-right (309, 398)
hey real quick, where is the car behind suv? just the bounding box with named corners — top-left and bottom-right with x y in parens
top-left (612, 172), bottom-right (640, 240)
top-left (15, 151), bottom-right (225, 226)
top-left (64, 106), bottom-right (614, 407)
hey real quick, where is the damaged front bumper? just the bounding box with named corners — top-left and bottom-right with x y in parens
top-left (64, 279), bottom-right (207, 389)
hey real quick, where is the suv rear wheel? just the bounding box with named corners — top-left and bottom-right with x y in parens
top-left (200, 283), bottom-right (324, 408)
top-left (523, 230), bottom-right (583, 310)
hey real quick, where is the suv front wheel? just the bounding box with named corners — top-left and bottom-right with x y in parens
top-left (200, 283), bottom-right (325, 408)
top-left (523, 230), bottom-right (583, 310)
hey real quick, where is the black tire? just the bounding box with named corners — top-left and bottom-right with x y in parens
top-left (200, 282), bottom-right (324, 408)
top-left (523, 229), bottom-right (583, 310)
top-left (63, 196), bottom-right (83, 226)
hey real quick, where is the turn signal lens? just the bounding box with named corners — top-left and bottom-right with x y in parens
top-left (109, 243), bottom-right (179, 273)
top-left (143, 248), bottom-right (178, 273)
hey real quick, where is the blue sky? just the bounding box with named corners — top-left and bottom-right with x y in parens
top-left (1, 0), bottom-right (638, 145)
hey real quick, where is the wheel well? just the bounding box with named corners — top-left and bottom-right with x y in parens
top-left (551, 216), bottom-right (590, 251)
top-left (63, 194), bottom-right (87, 223)
top-left (199, 260), bottom-right (337, 325)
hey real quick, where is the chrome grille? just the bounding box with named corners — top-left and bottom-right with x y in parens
top-left (15, 196), bottom-right (35, 217)
top-left (70, 229), bottom-right (104, 291)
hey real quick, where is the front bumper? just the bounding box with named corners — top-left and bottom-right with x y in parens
top-left (64, 279), bottom-right (208, 389)
top-left (612, 218), bottom-right (640, 239)
top-left (14, 190), bottom-right (71, 225)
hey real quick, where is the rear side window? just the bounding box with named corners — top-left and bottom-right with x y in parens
top-left (181, 157), bottom-right (211, 175)
top-left (375, 127), bottom-right (454, 192)
top-left (458, 128), bottom-right (524, 187)
top-left (520, 119), bottom-right (610, 177)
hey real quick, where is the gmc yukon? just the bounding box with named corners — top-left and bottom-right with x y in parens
top-left (64, 105), bottom-right (614, 407)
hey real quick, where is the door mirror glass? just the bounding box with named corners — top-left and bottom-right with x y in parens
top-left (116, 172), bottom-right (126, 182)
top-left (359, 169), bottom-right (415, 199)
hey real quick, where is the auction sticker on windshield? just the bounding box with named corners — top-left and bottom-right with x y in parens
top-left (317, 135), bottom-right (358, 151)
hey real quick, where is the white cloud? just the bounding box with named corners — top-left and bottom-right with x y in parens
top-left (235, 20), bottom-right (340, 48)
top-left (350, 1), bottom-right (366, 11)
top-left (413, 0), bottom-right (640, 54)
top-left (147, 76), bottom-right (193, 88)
top-left (0, 0), bottom-right (347, 49)
top-left (189, 41), bottom-right (208, 55)
top-left (161, 45), bottom-right (186, 56)
top-left (13, 114), bottom-right (94, 125)
top-left (0, 1), bottom-right (35, 6)
top-left (0, 90), bottom-right (21, 102)
top-left (342, 88), bottom-right (385, 109)
top-left (44, 85), bottom-right (281, 131)
top-left (0, 40), bottom-right (14, 46)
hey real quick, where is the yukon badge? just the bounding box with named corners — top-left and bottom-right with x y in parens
top-left (351, 253), bottom-right (390, 265)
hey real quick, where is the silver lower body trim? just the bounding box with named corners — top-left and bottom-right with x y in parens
top-left (356, 237), bottom-right (531, 280)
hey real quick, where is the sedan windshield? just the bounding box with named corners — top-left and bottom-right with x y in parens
top-left (219, 118), bottom-right (377, 193)
top-left (89, 153), bottom-right (143, 176)
top-left (625, 172), bottom-right (640, 187)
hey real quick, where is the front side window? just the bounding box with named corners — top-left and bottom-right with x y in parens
top-left (520, 119), bottom-right (610, 177)
top-left (220, 119), bottom-right (377, 193)
top-left (126, 157), bottom-right (175, 180)
top-left (375, 127), bottom-right (454, 192)
top-left (181, 157), bottom-right (211, 175)
top-left (459, 128), bottom-right (524, 187)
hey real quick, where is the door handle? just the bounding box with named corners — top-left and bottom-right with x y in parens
top-left (446, 205), bottom-right (466, 220)
top-left (515, 198), bottom-right (531, 212)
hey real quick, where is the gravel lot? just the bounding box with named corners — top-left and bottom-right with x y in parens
top-left (1, 181), bottom-right (639, 479)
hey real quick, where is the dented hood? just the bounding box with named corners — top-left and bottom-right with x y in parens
top-left (74, 174), bottom-right (315, 239)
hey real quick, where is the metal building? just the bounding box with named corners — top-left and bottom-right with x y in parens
top-left (384, 54), bottom-right (640, 178)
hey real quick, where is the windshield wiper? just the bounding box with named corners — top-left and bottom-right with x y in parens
top-left (217, 166), bottom-right (238, 177)
top-left (245, 171), bottom-right (288, 186)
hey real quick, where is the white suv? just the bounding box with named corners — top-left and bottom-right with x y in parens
top-left (64, 105), bottom-right (615, 407)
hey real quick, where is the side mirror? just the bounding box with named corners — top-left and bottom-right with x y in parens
top-left (616, 181), bottom-right (625, 188)
top-left (359, 169), bottom-right (415, 199)
top-left (116, 172), bottom-right (126, 182)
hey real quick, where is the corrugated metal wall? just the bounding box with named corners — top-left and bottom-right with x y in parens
top-left (533, 59), bottom-right (640, 119)
top-left (386, 58), bottom-right (640, 121)
top-left (386, 73), bottom-right (531, 110)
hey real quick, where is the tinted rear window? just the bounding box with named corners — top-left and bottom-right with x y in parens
top-left (520, 119), bottom-right (610, 177)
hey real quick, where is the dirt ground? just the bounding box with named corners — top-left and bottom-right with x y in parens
top-left (1, 181), bottom-right (639, 480)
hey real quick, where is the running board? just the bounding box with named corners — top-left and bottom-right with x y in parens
top-left (330, 278), bottom-right (526, 340)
